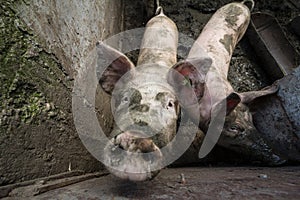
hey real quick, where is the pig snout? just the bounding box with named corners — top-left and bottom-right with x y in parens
top-left (103, 131), bottom-right (162, 181)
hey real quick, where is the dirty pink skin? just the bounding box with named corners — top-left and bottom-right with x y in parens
top-left (171, 2), bottom-right (256, 125)
top-left (168, 2), bottom-right (285, 164)
top-left (97, 10), bottom-right (181, 181)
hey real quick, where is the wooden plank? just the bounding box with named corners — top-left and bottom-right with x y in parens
top-left (0, 170), bottom-right (84, 198)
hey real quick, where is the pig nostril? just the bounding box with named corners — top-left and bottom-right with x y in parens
top-left (134, 119), bottom-right (148, 126)
top-left (134, 138), bottom-right (157, 154)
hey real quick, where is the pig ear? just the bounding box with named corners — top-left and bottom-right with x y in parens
top-left (239, 84), bottom-right (278, 104)
top-left (225, 93), bottom-right (241, 115)
top-left (96, 42), bottom-right (135, 95)
top-left (167, 57), bottom-right (212, 102)
top-left (172, 57), bottom-right (212, 82)
top-left (213, 92), bottom-right (241, 116)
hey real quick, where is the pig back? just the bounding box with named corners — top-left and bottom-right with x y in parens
top-left (137, 13), bottom-right (178, 68)
top-left (189, 2), bottom-right (251, 80)
top-left (188, 2), bottom-right (252, 122)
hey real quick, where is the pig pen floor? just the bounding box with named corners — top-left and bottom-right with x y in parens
top-left (5, 166), bottom-right (300, 200)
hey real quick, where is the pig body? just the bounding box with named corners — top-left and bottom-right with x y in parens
top-left (169, 1), bottom-right (286, 165)
top-left (98, 10), bottom-right (180, 181)
top-left (189, 1), bottom-right (251, 126)
top-left (195, 2), bottom-right (284, 164)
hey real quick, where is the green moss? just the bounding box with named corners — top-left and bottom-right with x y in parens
top-left (19, 91), bottom-right (45, 123)
top-left (0, 1), bottom-right (70, 128)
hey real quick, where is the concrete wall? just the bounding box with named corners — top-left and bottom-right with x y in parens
top-left (0, 0), bottom-right (123, 185)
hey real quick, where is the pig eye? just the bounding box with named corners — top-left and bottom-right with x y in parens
top-left (167, 100), bottom-right (174, 109)
top-left (229, 124), bottom-right (244, 133)
top-left (122, 96), bottom-right (129, 103)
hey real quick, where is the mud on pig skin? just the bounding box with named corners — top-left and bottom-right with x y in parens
top-left (97, 9), bottom-right (180, 181)
top-left (168, 0), bottom-right (286, 165)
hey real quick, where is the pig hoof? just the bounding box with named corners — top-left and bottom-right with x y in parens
top-left (104, 131), bottom-right (162, 181)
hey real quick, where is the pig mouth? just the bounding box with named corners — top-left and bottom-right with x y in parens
top-left (103, 130), bottom-right (163, 181)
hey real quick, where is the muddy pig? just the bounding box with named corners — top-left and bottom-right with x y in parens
top-left (168, 0), bottom-right (286, 165)
top-left (97, 7), bottom-right (206, 181)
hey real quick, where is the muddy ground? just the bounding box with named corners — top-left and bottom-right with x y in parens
top-left (3, 166), bottom-right (300, 199)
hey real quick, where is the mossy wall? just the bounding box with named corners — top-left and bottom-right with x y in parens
top-left (0, 0), bottom-right (122, 185)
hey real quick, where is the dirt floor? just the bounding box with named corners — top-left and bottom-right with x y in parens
top-left (2, 166), bottom-right (299, 199)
